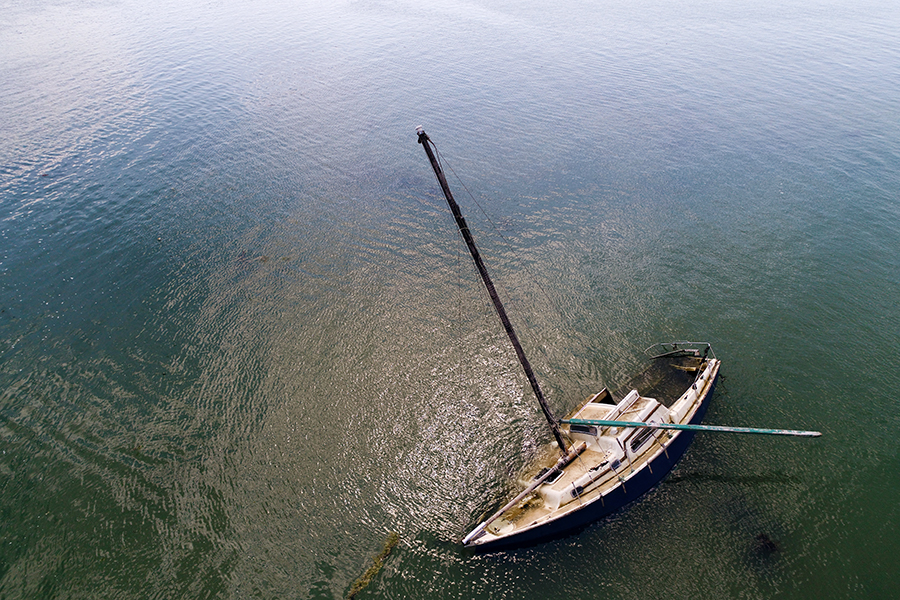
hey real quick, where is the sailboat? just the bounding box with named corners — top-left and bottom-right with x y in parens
top-left (416, 127), bottom-right (819, 551)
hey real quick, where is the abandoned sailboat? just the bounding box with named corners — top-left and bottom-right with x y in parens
top-left (416, 127), bottom-right (818, 551)
top-left (462, 341), bottom-right (720, 550)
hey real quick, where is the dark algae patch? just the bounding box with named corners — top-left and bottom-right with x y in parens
top-left (347, 532), bottom-right (399, 599)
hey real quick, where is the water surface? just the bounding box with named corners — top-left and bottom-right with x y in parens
top-left (2, 0), bottom-right (899, 598)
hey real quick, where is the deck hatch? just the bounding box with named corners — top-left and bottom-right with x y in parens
top-left (570, 424), bottom-right (598, 436)
top-left (534, 467), bottom-right (564, 484)
top-left (630, 427), bottom-right (656, 452)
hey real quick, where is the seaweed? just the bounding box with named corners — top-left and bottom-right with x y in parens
top-left (346, 532), bottom-right (399, 599)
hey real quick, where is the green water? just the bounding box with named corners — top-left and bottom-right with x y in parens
top-left (2, 0), bottom-right (899, 597)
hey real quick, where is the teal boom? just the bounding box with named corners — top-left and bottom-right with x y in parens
top-left (561, 418), bottom-right (821, 437)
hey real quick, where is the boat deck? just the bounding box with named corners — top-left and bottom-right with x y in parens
top-left (486, 448), bottom-right (616, 535)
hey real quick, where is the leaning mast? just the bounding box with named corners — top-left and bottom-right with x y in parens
top-left (417, 127), bottom-right (567, 453)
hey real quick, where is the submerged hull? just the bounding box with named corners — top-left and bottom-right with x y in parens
top-left (464, 346), bottom-right (720, 551)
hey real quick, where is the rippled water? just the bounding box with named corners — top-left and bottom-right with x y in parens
top-left (2, 0), bottom-right (899, 598)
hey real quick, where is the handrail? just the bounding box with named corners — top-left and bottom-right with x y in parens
top-left (645, 341), bottom-right (715, 360)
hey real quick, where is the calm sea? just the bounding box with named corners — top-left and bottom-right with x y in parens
top-left (2, 0), bottom-right (899, 598)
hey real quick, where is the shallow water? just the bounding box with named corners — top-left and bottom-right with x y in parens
top-left (2, 0), bottom-right (899, 598)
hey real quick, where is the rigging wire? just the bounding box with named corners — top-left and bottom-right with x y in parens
top-left (413, 145), bottom-right (498, 395)
top-left (430, 142), bottom-right (564, 348)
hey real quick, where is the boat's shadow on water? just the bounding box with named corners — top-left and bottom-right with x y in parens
top-left (665, 469), bottom-right (797, 486)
